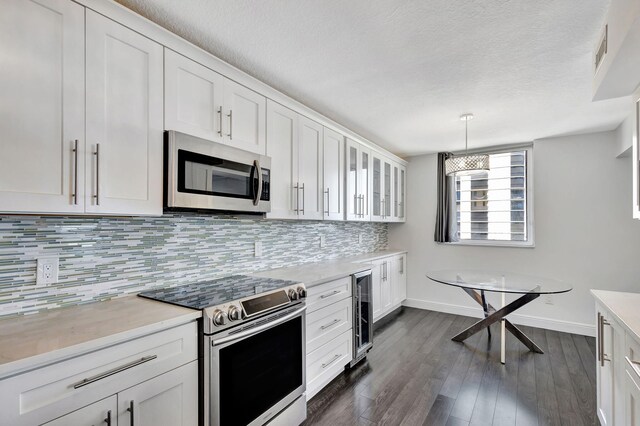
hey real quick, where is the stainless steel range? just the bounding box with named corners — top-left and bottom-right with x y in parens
top-left (140, 275), bottom-right (307, 426)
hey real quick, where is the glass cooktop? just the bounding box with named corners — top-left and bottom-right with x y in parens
top-left (138, 275), bottom-right (300, 310)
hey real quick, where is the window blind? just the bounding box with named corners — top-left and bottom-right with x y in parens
top-left (455, 150), bottom-right (528, 242)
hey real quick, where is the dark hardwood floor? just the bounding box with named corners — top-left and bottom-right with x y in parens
top-left (304, 307), bottom-right (597, 426)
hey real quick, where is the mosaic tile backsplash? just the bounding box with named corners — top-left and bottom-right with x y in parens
top-left (0, 214), bottom-right (388, 317)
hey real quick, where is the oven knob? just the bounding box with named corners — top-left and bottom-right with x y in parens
top-left (213, 310), bottom-right (227, 326)
top-left (288, 289), bottom-right (300, 301)
top-left (228, 305), bottom-right (242, 321)
top-left (297, 286), bottom-right (307, 298)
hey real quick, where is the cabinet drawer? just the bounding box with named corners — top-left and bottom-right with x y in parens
top-left (306, 277), bottom-right (351, 313)
top-left (0, 322), bottom-right (197, 426)
top-left (306, 330), bottom-right (352, 399)
top-left (306, 298), bottom-right (352, 354)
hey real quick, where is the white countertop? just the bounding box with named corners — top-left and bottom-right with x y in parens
top-left (0, 296), bottom-right (201, 379)
top-left (345, 249), bottom-right (407, 263)
top-left (251, 261), bottom-right (373, 287)
top-left (591, 289), bottom-right (640, 342)
top-left (251, 250), bottom-right (407, 287)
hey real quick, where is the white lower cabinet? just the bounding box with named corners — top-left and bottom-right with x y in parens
top-left (595, 299), bottom-right (640, 426)
top-left (361, 253), bottom-right (407, 323)
top-left (0, 322), bottom-right (198, 426)
top-left (626, 368), bottom-right (640, 426)
top-left (118, 361), bottom-right (198, 426)
top-left (43, 395), bottom-right (117, 426)
top-left (305, 277), bottom-right (354, 400)
top-left (306, 329), bottom-right (352, 400)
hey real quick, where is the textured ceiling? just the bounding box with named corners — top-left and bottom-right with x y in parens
top-left (115, 0), bottom-right (630, 156)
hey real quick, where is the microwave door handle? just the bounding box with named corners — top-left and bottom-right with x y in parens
top-left (253, 160), bottom-right (262, 206)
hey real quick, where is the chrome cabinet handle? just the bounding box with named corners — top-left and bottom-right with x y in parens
top-left (599, 314), bottom-right (611, 367)
top-left (320, 289), bottom-right (341, 299)
top-left (104, 410), bottom-right (111, 426)
top-left (94, 143), bottom-right (100, 206)
top-left (322, 354), bottom-right (342, 369)
top-left (293, 183), bottom-right (299, 213)
top-left (72, 139), bottom-right (79, 205)
top-left (300, 183), bottom-right (305, 214)
top-left (227, 109), bottom-right (233, 139)
top-left (127, 400), bottom-right (134, 426)
top-left (73, 355), bottom-right (157, 388)
top-left (597, 312), bottom-right (601, 363)
top-left (400, 257), bottom-right (404, 274)
top-left (626, 356), bottom-right (640, 379)
top-left (217, 107), bottom-right (223, 136)
top-left (320, 319), bottom-right (341, 330)
top-left (325, 188), bottom-right (330, 215)
top-left (359, 194), bottom-right (365, 217)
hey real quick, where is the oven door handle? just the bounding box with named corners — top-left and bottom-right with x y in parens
top-left (212, 305), bottom-right (306, 346)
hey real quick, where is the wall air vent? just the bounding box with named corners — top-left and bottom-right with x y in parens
top-left (595, 24), bottom-right (608, 74)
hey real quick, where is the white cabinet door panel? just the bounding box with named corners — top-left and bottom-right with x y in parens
top-left (0, 0), bottom-right (85, 213)
top-left (223, 79), bottom-right (266, 155)
top-left (85, 11), bottom-right (163, 215)
top-left (322, 127), bottom-right (344, 221)
top-left (117, 361), bottom-right (198, 426)
top-left (165, 49), bottom-right (224, 142)
top-left (43, 396), bottom-right (117, 426)
top-left (298, 116), bottom-right (323, 220)
top-left (266, 100), bottom-right (299, 219)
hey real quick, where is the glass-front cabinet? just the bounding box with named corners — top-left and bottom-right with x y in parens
top-left (346, 138), bottom-right (371, 221)
top-left (391, 164), bottom-right (406, 222)
top-left (371, 152), bottom-right (393, 222)
top-left (346, 139), bottom-right (405, 223)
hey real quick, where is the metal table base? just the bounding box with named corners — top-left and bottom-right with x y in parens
top-left (453, 287), bottom-right (543, 364)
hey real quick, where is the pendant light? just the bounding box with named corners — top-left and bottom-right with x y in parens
top-left (445, 113), bottom-right (490, 176)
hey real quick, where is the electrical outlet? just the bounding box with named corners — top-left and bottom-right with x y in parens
top-left (37, 257), bottom-right (59, 285)
top-left (543, 295), bottom-right (553, 305)
top-left (254, 241), bottom-right (263, 257)
top-left (358, 233), bottom-right (363, 244)
top-left (320, 234), bottom-right (325, 248)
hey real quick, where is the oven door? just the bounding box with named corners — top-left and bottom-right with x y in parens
top-left (165, 130), bottom-right (271, 213)
top-left (207, 305), bottom-right (306, 426)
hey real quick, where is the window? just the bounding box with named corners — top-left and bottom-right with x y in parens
top-left (452, 147), bottom-right (533, 246)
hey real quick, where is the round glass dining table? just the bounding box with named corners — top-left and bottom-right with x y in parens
top-left (426, 270), bottom-right (572, 364)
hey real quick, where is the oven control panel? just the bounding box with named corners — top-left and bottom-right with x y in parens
top-left (203, 283), bottom-right (306, 334)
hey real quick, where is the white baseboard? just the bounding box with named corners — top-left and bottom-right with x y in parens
top-left (402, 298), bottom-right (595, 337)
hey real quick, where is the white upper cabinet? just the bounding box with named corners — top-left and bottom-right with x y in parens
top-left (371, 152), bottom-right (393, 222)
top-left (391, 163), bottom-right (407, 222)
top-left (0, 0), bottom-right (85, 214)
top-left (266, 101), bottom-right (299, 219)
top-left (223, 78), bottom-right (266, 155)
top-left (298, 116), bottom-right (324, 220)
top-left (345, 138), bottom-right (371, 221)
top-left (85, 11), bottom-right (164, 216)
top-left (266, 102), bottom-right (323, 220)
top-left (165, 49), bottom-right (225, 143)
top-left (165, 49), bottom-right (266, 155)
top-left (322, 128), bottom-right (345, 221)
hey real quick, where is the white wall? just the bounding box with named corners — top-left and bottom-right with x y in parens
top-left (389, 130), bottom-right (640, 336)
top-left (615, 112), bottom-right (634, 157)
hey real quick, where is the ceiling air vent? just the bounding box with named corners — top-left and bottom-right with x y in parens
top-left (595, 24), bottom-right (608, 74)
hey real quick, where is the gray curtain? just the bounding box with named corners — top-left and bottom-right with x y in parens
top-left (434, 152), bottom-right (455, 242)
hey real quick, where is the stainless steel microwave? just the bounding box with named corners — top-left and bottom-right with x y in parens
top-left (164, 131), bottom-right (271, 213)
